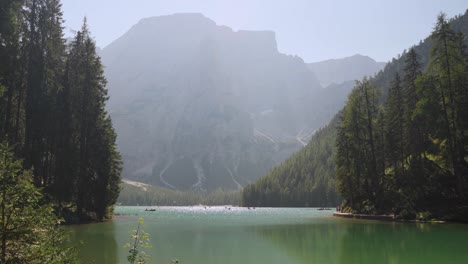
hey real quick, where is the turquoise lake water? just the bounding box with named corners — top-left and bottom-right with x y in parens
top-left (68, 206), bottom-right (468, 264)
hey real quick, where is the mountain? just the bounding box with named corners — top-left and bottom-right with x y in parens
top-left (242, 10), bottom-right (468, 207)
top-left (102, 13), bottom-right (351, 191)
top-left (308, 54), bottom-right (386, 87)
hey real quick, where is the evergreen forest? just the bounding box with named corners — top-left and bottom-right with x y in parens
top-left (243, 12), bottom-right (468, 221)
top-left (336, 14), bottom-right (468, 219)
top-left (0, 0), bottom-right (121, 223)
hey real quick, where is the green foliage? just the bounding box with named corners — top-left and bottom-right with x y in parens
top-left (385, 73), bottom-right (405, 176)
top-left (126, 218), bottom-right (152, 264)
top-left (0, 142), bottom-right (77, 264)
top-left (335, 13), bottom-right (468, 219)
top-left (0, 85), bottom-right (5, 97)
top-left (336, 78), bottom-right (385, 212)
top-left (57, 20), bottom-right (123, 220)
top-left (242, 123), bottom-right (340, 207)
top-left (0, 1), bottom-right (122, 223)
top-left (243, 11), bottom-right (468, 218)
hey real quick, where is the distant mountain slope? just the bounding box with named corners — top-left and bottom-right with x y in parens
top-left (118, 180), bottom-right (240, 205)
top-left (242, 119), bottom-right (339, 207)
top-left (242, 10), bottom-right (468, 207)
top-left (308, 54), bottom-right (386, 87)
top-left (102, 13), bottom-right (353, 191)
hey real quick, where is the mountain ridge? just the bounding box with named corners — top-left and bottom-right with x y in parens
top-left (307, 54), bottom-right (386, 87)
top-left (102, 13), bottom-right (390, 191)
top-left (102, 13), bottom-right (325, 191)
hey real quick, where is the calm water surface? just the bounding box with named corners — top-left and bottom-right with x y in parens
top-left (68, 206), bottom-right (468, 264)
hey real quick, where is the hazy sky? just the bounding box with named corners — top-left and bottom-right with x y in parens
top-left (61, 0), bottom-right (467, 63)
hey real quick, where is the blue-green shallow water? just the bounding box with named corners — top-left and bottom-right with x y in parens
top-left (67, 206), bottom-right (468, 264)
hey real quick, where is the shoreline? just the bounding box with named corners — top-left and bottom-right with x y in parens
top-left (333, 212), bottom-right (447, 223)
top-left (333, 212), bottom-right (396, 221)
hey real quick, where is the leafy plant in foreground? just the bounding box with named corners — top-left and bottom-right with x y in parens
top-left (126, 218), bottom-right (152, 264)
top-left (0, 142), bottom-right (77, 264)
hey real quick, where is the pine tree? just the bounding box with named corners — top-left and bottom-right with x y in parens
top-left (402, 48), bottom-right (423, 163)
top-left (336, 114), bottom-right (356, 209)
top-left (335, 13), bottom-right (468, 217)
top-left (385, 73), bottom-right (405, 178)
top-left (22, 0), bottom-right (66, 187)
top-left (360, 78), bottom-right (383, 206)
top-left (64, 19), bottom-right (122, 219)
top-left (429, 13), bottom-right (467, 199)
top-left (0, 0), bottom-right (122, 222)
top-left (0, 0), bottom-right (23, 144)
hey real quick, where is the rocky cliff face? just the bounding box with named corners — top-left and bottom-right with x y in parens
top-left (101, 13), bottom-right (338, 190)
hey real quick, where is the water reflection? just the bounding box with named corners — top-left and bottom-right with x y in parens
top-left (336, 222), bottom-right (468, 264)
top-left (146, 222), bottom-right (297, 264)
top-left (252, 223), bottom-right (346, 263)
top-left (67, 207), bottom-right (468, 264)
top-left (67, 221), bottom-right (118, 263)
top-left (254, 220), bottom-right (468, 264)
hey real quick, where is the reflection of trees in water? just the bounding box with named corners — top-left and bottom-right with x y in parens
top-left (337, 222), bottom-right (468, 264)
top-left (67, 221), bottom-right (118, 263)
top-left (254, 221), bottom-right (468, 264)
top-left (252, 223), bottom-right (348, 264)
top-left (150, 225), bottom-right (294, 264)
top-left (336, 222), bottom-right (412, 264)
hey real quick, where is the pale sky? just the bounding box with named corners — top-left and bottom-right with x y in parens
top-left (61, 0), bottom-right (467, 63)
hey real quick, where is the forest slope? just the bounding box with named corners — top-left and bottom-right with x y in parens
top-left (242, 10), bottom-right (468, 209)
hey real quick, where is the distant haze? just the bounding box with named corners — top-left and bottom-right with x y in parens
top-left (61, 0), bottom-right (466, 62)
top-left (100, 13), bottom-right (385, 190)
top-left (308, 54), bottom-right (386, 86)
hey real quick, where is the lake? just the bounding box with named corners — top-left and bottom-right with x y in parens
top-left (68, 206), bottom-right (468, 264)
